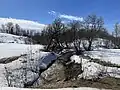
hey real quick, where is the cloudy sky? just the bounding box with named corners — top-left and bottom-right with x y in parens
top-left (0, 0), bottom-right (120, 31)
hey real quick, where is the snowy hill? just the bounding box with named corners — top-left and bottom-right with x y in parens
top-left (0, 33), bottom-right (30, 44)
top-left (0, 18), bottom-right (45, 31)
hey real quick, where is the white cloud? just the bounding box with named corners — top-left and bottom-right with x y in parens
top-left (48, 10), bottom-right (83, 21)
top-left (59, 14), bottom-right (83, 21)
top-left (61, 20), bottom-right (70, 24)
top-left (48, 11), bottom-right (56, 16)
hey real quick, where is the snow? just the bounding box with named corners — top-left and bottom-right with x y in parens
top-left (0, 42), bottom-right (58, 87)
top-left (0, 87), bottom-right (110, 90)
top-left (70, 55), bottom-right (81, 63)
top-left (0, 50), bottom-right (49, 87)
top-left (0, 43), bottom-right (44, 59)
top-left (0, 33), bottom-right (29, 44)
top-left (0, 42), bottom-right (44, 87)
top-left (70, 54), bottom-right (120, 79)
top-left (0, 18), bottom-right (45, 31)
top-left (86, 49), bottom-right (120, 65)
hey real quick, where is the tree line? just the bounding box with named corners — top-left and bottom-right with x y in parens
top-left (32, 14), bottom-right (116, 53)
top-left (0, 14), bottom-right (120, 52)
top-left (0, 22), bottom-right (36, 37)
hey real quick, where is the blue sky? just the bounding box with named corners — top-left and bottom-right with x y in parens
top-left (0, 0), bottom-right (120, 31)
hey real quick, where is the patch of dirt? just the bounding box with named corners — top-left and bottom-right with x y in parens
top-left (39, 77), bottom-right (120, 90)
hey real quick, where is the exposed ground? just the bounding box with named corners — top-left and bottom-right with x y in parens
top-left (39, 77), bottom-right (120, 90)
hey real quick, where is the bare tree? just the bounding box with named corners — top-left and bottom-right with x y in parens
top-left (69, 21), bottom-right (83, 54)
top-left (15, 24), bottom-right (21, 35)
top-left (114, 22), bottom-right (120, 37)
top-left (1, 24), bottom-right (6, 33)
top-left (6, 22), bottom-right (14, 34)
top-left (112, 22), bottom-right (120, 48)
top-left (45, 18), bottom-right (65, 52)
top-left (83, 14), bottom-right (104, 51)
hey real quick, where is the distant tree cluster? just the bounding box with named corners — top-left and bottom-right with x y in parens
top-left (0, 22), bottom-right (37, 37)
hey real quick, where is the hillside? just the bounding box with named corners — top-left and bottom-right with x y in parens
top-left (0, 33), bottom-right (31, 44)
top-left (0, 18), bottom-right (45, 31)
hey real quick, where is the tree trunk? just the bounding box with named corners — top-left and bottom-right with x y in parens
top-left (87, 39), bottom-right (92, 51)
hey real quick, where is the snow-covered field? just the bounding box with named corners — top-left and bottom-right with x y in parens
top-left (0, 43), bottom-right (44, 59)
top-left (0, 33), bottom-right (44, 59)
top-left (0, 33), bottom-right (29, 44)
